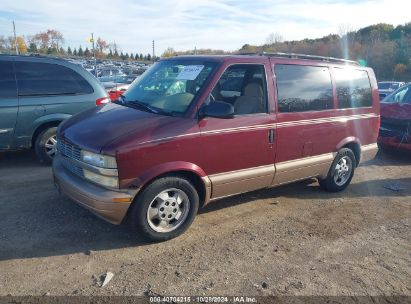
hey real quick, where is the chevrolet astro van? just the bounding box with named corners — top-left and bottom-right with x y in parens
top-left (53, 53), bottom-right (379, 241)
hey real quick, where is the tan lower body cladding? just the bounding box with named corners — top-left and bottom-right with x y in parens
top-left (206, 143), bottom-right (378, 202)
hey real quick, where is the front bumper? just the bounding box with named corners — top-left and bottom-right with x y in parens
top-left (53, 156), bottom-right (138, 225)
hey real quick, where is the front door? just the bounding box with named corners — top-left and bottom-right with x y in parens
top-left (199, 63), bottom-right (276, 199)
top-left (0, 60), bottom-right (18, 150)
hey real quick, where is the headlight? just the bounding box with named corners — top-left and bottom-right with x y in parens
top-left (83, 169), bottom-right (119, 188)
top-left (81, 150), bottom-right (117, 169)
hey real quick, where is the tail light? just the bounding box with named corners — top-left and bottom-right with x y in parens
top-left (96, 97), bottom-right (110, 106)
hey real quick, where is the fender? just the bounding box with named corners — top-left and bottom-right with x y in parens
top-left (14, 113), bottom-right (72, 148)
top-left (124, 161), bottom-right (208, 190)
top-left (32, 113), bottom-right (72, 130)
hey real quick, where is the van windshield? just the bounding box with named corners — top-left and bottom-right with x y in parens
top-left (122, 60), bottom-right (217, 115)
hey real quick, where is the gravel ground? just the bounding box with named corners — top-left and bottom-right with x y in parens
top-left (0, 149), bottom-right (410, 297)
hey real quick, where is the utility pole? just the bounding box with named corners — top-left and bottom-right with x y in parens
top-left (13, 21), bottom-right (19, 55)
top-left (91, 33), bottom-right (97, 76)
top-left (152, 40), bottom-right (155, 63)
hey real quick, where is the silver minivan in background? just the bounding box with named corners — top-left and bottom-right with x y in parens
top-left (0, 55), bottom-right (108, 164)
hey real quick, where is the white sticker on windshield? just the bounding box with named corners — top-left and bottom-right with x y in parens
top-left (176, 65), bottom-right (204, 80)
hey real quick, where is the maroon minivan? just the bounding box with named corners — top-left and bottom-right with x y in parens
top-left (53, 53), bottom-right (379, 241)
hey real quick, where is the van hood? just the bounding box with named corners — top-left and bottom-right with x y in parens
top-left (59, 103), bottom-right (181, 154)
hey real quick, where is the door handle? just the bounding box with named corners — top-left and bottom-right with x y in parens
top-left (268, 129), bottom-right (274, 144)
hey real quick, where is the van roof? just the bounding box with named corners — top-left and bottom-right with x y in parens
top-left (168, 52), bottom-right (360, 66)
top-left (0, 53), bottom-right (68, 62)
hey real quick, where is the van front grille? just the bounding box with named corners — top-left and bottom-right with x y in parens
top-left (57, 137), bottom-right (84, 179)
top-left (58, 139), bottom-right (81, 161)
top-left (60, 156), bottom-right (84, 178)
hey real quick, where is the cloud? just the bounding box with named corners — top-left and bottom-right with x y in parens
top-left (0, 0), bottom-right (409, 54)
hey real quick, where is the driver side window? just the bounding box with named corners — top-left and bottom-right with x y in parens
top-left (210, 64), bottom-right (268, 115)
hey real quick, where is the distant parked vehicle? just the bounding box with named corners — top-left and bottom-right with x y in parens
top-left (97, 68), bottom-right (127, 81)
top-left (378, 81), bottom-right (405, 99)
top-left (379, 83), bottom-right (411, 152)
top-left (0, 55), bottom-right (109, 164)
top-left (108, 84), bottom-right (130, 101)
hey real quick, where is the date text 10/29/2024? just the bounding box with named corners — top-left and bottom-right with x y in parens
top-left (149, 296), bottom-right (257, 303)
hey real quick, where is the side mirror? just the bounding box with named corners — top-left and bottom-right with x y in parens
top-left (199, 101), bottom-right (234, 119)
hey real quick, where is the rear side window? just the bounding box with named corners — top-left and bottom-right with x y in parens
top-left (0, 61), bottom-right (17, 98)
top-left (334, 68), bottom-right (372, 108)
top-left (15, 61), bottom-right (94, 96)
top-left (275, 65), bottom-right (333, 112)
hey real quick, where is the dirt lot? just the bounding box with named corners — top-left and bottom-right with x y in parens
top-left (0, 150), bottom-right (410, 297)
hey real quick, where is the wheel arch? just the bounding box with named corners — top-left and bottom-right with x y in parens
top-left (128, 162), bottom-right (210, 208)
top-left (31, 114), bottom-right (71, 147)
top-left (336, 137), bottom-right (361, 166)
top-left (31, 120), bottom-right (61, 147)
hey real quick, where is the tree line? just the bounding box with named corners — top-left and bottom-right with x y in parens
top-left (1, 23), bottom-right (410, 80)
top-left (163, 23), bottom-right (411, 81)
top-left (0, 29), bottom-right (155, 61)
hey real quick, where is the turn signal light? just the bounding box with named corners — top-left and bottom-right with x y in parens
top-left (112, 197), bottom-right (132, 203)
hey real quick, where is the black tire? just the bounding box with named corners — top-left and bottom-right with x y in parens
top-left (34, 127), bottom-right (58, 165)
top-left (129, 176), bottom-right (200, 242)
top-left (318, 148), bottom-right (356, 192)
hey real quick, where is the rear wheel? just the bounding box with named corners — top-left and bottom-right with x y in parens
top-left (129, 176), bottom-right (199, 242)
top-left (319, 148), bottom-right (356, 192)
top-left (34, 127), bottom-right (58, 165)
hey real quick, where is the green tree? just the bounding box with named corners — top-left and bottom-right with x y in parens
top-left (78, 46), bottom-right (84, 56)
top-left (139, 53), bottom-right (143, 60)
top-left (67, 46), bottom-right (72, 55)
top-left (84, 47), bottom-right (91, 57)
top-left (28, 42), bottom-right (37, 53)
top-left (147, 53), bottom-right (152, 61)
top-left (73, 48), bottom-right (77, 56)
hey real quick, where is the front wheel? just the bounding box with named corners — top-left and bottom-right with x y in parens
top-left (319, 148), bottom-right (356, 192)
top-left (129, 176), bottom-right (199, 242)
top-left (35, 127), bottom-right (58, 165)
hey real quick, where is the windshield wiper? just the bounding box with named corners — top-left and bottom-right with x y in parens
top-left (119, 96), bottom-right (176, 116)
top-left (129, 101), bottom-right (160, 114)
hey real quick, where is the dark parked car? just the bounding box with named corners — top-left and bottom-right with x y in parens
top-left (379, 83), bottom-right (411, 152)
top-left (377, 81), bottom-right (405, 99)
top-left (0, 55), bottom-right (109, 163)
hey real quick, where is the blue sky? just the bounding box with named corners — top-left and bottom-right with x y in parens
top-left (0, 0), bottom-right (409, 55)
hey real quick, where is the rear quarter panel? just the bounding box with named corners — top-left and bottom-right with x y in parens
top-left (272, 60), bottom-right (379, 163)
